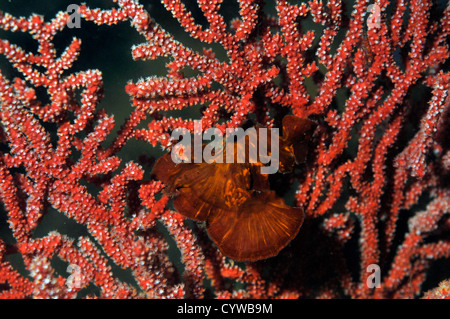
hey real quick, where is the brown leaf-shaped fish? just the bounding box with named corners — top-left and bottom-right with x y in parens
top-left (151, 115), bottom-right (316, 261)
top-left (278, 115), bottom-right (317, 172)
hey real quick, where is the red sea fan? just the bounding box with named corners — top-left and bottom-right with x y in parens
top-left (0, 0), bottom-right (449, 299)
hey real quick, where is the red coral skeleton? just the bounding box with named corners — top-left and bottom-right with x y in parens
top-left (0, 0), bottom-right (449, 298)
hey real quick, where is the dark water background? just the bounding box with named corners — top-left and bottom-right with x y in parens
top-left (0, 0), bottom-right (449, 298)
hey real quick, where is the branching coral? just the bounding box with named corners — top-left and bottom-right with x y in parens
top-left (0, 0), bottom-right (449, 298)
